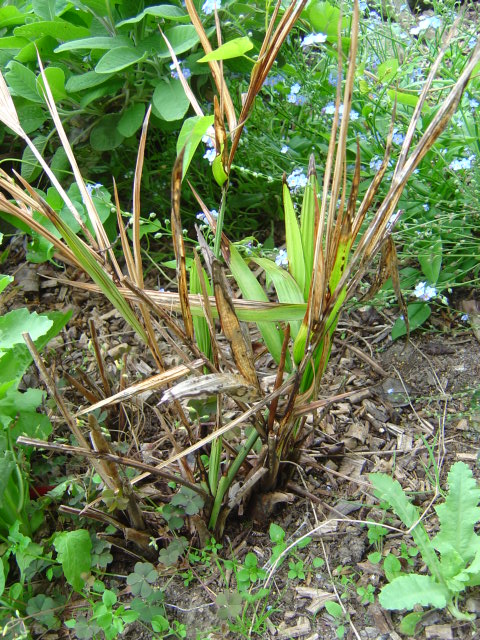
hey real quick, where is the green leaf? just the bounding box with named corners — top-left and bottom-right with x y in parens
top-left (251, 257), bottom-right (304, 337)
top-left (151, 615), bottom-right (169, 633)
top-left (228, 243), bottom-right (286, 366)
top-left (95, 47), bottom-right (146, 74)
top-left (55, 35), bottom-right (132, 53)
top-left (0, 558), bottom-right (5, 597)
top-left (300, 171), bottom-right (318, 298)
top-left (14, 20), bottom-right (90, 41)
top-left (387, 89), bottom-right (420, 109)
top-left (0, 275), bottom-right (13, 295)
top-left (102, 588), bottom-right (117, 608)
top-left (325, 600), bottom-right (343, 619)
top-left (66, 70), bottom-right (114, 93)
top-left (212, 153), bottom-right (228, 187)
top-left (418, 239), bottom-right (442, 283)
top-left (0, 36), bottom-right (29, 50)
top-left (36, 67), bottom-right (67, 101)
top-left (126, 562), bottom-right (158, 598)
top-left (116, 5), bottom-right (188, 27)
top-left (0, 6), bottom-right (25, 29)
top-left (433, 462), bottom-right (480, 564)
top-left (90, 115), bottom-right (125, 151)
top-left (177, 115), bottom-right (215, 178)
top-left (16, 104), bottom-right (46, 134)
top-left (0, 308), bottom-right (52, 349)
top-left (171, 487), bottom-right (204, 516)
top-left (53, 529), bottom-right (92, 592)
top-left (283, 183), bottom-right (306, 294)
top-left (216, 590), bottom-right (243, 620)
top-left (305, 1), bottom-right (347, 36)
top-left (32, 0), bottom-right (56, 21)
top-left (378, 58), bottom-right (399, 83)
top-left (391, 302), bottom-right (431, 340)
top-left (21, 135), bottom-right (48, 182)
top-left (399, 611), bottom-right (426, 636)
top-left (379, 574), bottom-right (449, 610)
top-left (269, 523), bottom-right (285, 544)
top-left (117, 103), bottom-right (146, 138)
top-left (198, 37), bottom-right (253, 62)
top-left (152, 78), bottom-right (190, 121)
top-left (139, 25), bottom-right (199, 59)
top-left (5, 61), bottom-right (43, 103)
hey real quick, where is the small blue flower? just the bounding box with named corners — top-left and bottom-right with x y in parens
top-left (301, 32), bottom-right (327, 47)
top-left (469, 98), bottom-right (479, 109)
top-left (280, 145), bottom-right (289, 154)
top-left (275, 248), bottom-right (288, 267)
top-left (86, 183), bottom-right (103, 197)
top-left (392, 130), bottom-right (405, 145)
top-left (170, 61), bottom-right (191, 80)
top-left (423, 203), bottom-right (430, 211)
top-left (287, 168), bottom-right (308, 192)
top-left (328, 72), bottom-right (339, 87)
top-left (323, 101), bottom-right (335, 115)
top-left (203, 148), bottom-right (216, 164)
top-left (461, 313), bottom-right (469, 322)
top-left (370, 156), bottom-right (383, 172)
top-left (196, 209), bottom-right (218, 224)
top-left (359, 0), bottom-right (367, 10)
top-left (449, 155), bottom-right (475, 171)
top-left (468, 36), bottom-right (477, 50)
top-left (410, 16), bottom-right (441, 36)
top-left (263, 74), bottom-right (284, 88)
top-left (290, 83), bottom-right (301, 95)
top-left (413, 281), bottom-right (437, 301)
top-left (202, 0), bottom-right (221, 14)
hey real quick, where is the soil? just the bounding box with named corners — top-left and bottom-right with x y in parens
top-left (3, 235), bottom-right (480, 640)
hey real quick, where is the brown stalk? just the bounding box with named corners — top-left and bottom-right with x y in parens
top-left (64, 371), bottom-right (102, 406)
top-left (113, 178), bottom-right (136, 281)
top-left (88, 319), bottom-right (112, 398)
top-left (267, 324), bottom-right (290, 433)
top-left (171, 149), bottom-right (194, 340)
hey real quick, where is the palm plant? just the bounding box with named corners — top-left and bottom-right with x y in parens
top-left (1, 1), bottom-right (479, 539)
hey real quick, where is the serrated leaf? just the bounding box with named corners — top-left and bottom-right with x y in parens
top-left (198, 36), bottom-right (253, 62)
top-left (152, 78), bottom-right (190, 121)
top-left (433, 462), bottom-right (480, 564)
top-left (379, 574), bottom-right (449, 610)
top-left (54, 530), bottom-right (92, 592)
top-left (95, 47), bottom-right (146, 74)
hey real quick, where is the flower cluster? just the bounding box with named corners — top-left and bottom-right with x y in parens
top-left (449, 155), bottom-right (475, 171)
top-left (275, 248), bottom-right (288, 267)
top-left (202, 125), bottom-right (216, 164)
top-left (323, 102), bottom-right (359, 121)
top-left (287, 82), bottom-right (306, 105)
top-left (196, 209), bottom-right (218, 225)
top-left (301, 32), bottom-right (327, 48)
top-left (410, 16), bottom-right (441, 36)
top-left (413, 281), bottom-right (437, 301)
top-left (202, 0), bottom-right (221, 15)
top-left (170, 61), bottom-right (191, 80)
top-left (286, 169), bottom-right (308, 192)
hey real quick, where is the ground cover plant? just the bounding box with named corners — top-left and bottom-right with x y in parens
top-left (0, 0), bottom-right (480, 638)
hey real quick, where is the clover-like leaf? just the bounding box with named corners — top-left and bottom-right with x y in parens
top-left (26, 594), bottom-right (61, 630)
top-left (216, 590), bottom-right (243, 620)
top-left (171, 487), bottom-right (204, 516)
top-left (158, 537), bottom-right (188, 567)
top-left (126, 562), bottom-right (158, 598)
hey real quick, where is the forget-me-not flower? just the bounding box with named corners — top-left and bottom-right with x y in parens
top-left (449, 155), bottom-right (475, 171)
top-left (170, 61), bottom-right (191, 80)
top-left (413, 281), bottom-right (437, 301)
top-left (301, 32), bottom-right (327, 47)
top-left (275, 249), bottom-right (288, 267)
top-left (287, 169), bottom-right (308, 192)
top-left (196, 209), bottom-right (218, 224)
top-left (280, 145), bottom-right (289, 154)
top-left (202, 0), bottom-right (221, 14)
top-left (410, 16), bottom-right (442, 36)
top-left (203, 148), bottom-right (216, 163)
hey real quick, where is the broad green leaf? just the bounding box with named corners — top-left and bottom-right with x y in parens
top-left (36, 67), bottom-right (67, 101)
top-left (399, 612), bottom-right (426, 636)
top-left (305, 1), bottom-right (347, 36)
top-left (16, 104), bottom-right (46, 134)
top-left (325, 600), bottom-right (343, 619)
top-left (117, 103), bottom-right (146, 138)
top-left (21, 135), bottom-right (49, 182)
top-left (433, 462), bottom-right (480, 564)
top-left (212, 153), bottom-right (228, 186)
top-left (66, 70), bottom-right (114, 93)
top-left (95, 47), bottom-right (146, 74)
top-left (198, 37), bottom-right (253, 62)
top-left (283, 183), bottom-right (305, 294)
top-left (0, 6), bottom-right (26, 29)
top-left (90, 115), bottom-right (125, 151)
top-left (116, 5), bottom-right (188, 27)
top-left (55, 35), bottom-right (132, 53)
top-left (379, 575), bottom-right (449, 610)
top-left (32, 0), bottom-right (57, 21)
top-left (391, 302), bottom-right (431, 340)
top-left (14, 20), bottom-right (90, 41)
top-left (139, 25), bottom-right (199, 58)
top-left (418, 239), bottom-right (442, 284)
top-left (5, 61), bottom-right (43, 103)
top-left (387, 89), bottom-right (420, 109)
top-left (0, 36), bottom-right (29, 50)
top-left (0, 275), bottom-right (13, 295)
top-left (176, 115), bottom-right (215, 178)
top-left (228, 243), bottom-right (287, 366)
top-left (252, 257), bottom-right (304, 337)
top-left (378, 58), bottom-right (399, 83)
top-left (152, 78), bottom-right (189, 121)
top-left (54, 529), bottom-right (92, 592)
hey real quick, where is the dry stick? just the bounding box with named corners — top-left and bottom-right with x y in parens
top-left (16, 436), bottom-right (209, 500)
